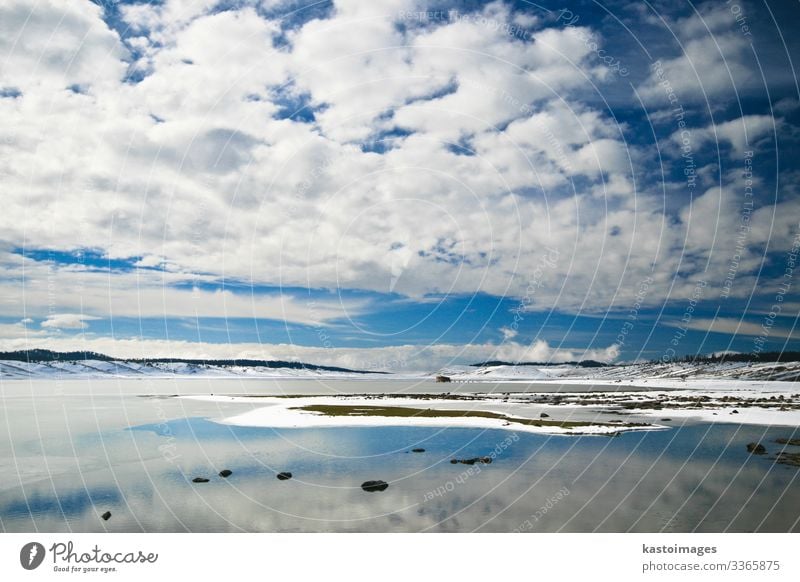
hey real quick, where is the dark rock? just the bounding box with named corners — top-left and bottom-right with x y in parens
top-left (451, 456), bottom-right (492, 465)
top-left (218, 469), bottom-right (233, 478)
top-left (361, 480), bottom-right (389, 492)
top-left (192, 477), bottom-right (210, 483)
top-left (411, 448), bottom-right (425, 453)
top-left (435, 375), bottom-right (452, 383)
top-left (661, 418), bottom-right (672, 422)
top-left (731, 409), bottom-right (739, 414)
top-left (100, 511), bottom-right (111, 521)
top-left (277, 472), bottom-right (292, 480)
top-left (775, 451), bottom-right (800, 467)
top-left (746, 442), bottom-right (766, 454)
top-left (540, 412), bottom-right (550, 418)
top-left (775, 438), bottom-right (800, 446)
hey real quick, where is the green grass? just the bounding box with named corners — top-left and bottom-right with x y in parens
top-left (290, 404), bottom-right (646, 429)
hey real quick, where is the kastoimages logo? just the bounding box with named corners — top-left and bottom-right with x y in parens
top-left (20, 542), bottom-right (46, 570)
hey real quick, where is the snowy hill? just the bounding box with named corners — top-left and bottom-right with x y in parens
top-left (0, 356), bottom-right (383, 379)
top-left (448, 360), bottom-right (800, 383)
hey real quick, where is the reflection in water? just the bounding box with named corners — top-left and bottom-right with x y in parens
top-left (1, 388), bottom-right (799, 532)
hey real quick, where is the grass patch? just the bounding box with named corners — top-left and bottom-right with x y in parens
top-left (291, 404), bottom-right (647, 429)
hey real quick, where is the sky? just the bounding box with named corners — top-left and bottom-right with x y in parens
top-left (0, 0), bottom-right (799, 371)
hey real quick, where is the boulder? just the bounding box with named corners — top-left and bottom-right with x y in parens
top-left (540, 412), bottom-right (550, 418)
top-left (277, 472), bottom-right (293, 480)
top-left (775, 438), bottom-right (800, 446)
top-left (100, 511), bottom-right (111, 521)
top-left (746, 442), bottom-right (766, 454)
top-left (218, 469), bottom-right (233, 478)
top-left (411, 448), bottom-right (426, 453)
top-left (451, 457), bottom-right (492, 465)
top-left (361, 480), bottom-right (389, 492)
top-left (435, 375), bottom-right (452, 383)
top-left (192, 477), bottom-right (210, 483)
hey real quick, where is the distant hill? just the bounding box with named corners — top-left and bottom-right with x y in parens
top-left (0, 349), bottom-right (383, 374)
top-left (471, 360), bottom-right (609, 368)
top-left (670, 351), bottom-right (800, 364)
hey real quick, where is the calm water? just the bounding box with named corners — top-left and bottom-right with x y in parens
top-left (1, 378), bottom-right (799, 532)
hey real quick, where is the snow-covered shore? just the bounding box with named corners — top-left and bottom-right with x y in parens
top-left (181, 394), bottom-right (666, 435)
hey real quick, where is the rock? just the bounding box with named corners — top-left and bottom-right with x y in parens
top-left (746, 442), bottom-right (766, 454)
top-left (775, 438), bottom-right (800, 446)
top-left (101, 511), bottom-right (112, 521)
top-left (411, 448), bottom-right (425, 453)
top-left (540, 412), bottom-right (550, 418)
top-left (435, 375), bottom-right (451, 383)
top-left (218, 469), bottom-right (233, 478)
top-left (192, 477), bottom-right (210, 483)
top-left (277, 472), bottom-right (292, 480)
top-left (361, 480), bottom-right (389, 492)
top-left (731, 409), bottom-right (739, 414)
top-left (661, 418), bottom-right (672, 422)
top-left (451, 457), bottom-right (492, 465)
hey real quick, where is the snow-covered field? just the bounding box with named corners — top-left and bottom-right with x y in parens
top-left (446, 360), bottom-right (800, 383)
top-left (0, 359), bottom-right (386, 379)
top-left (3, 358), bottom-right (799, 383)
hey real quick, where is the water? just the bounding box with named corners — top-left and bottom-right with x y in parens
top-left (1, 379), bottom-right (799, 532)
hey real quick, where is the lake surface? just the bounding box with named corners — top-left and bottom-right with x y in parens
top-left (1, 378), bottom-right (799, 532)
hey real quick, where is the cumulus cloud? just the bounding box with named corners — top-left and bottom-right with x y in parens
top-left (0, 0), bottom-right (795, 362)
top-left (40, 313), bottom-right (101, 330)
top-left (0, 251), bottom-right (365, 327)
top-left (637, 4), bottom-right (756, 104)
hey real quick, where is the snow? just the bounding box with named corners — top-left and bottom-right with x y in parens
top-left (0, 359), bottom-right (388, 379)
top-left (182, 395), bottom-right (667, 436)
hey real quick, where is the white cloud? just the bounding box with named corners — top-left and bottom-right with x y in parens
top-left (664, 317), bottom-right (800, 340)
top-left (40, 313), bottom-right (100, 330)
top-left (0, 252), bottom-right (364, 327)
top-left (0, 0), bottom-right (793, 352)
top-left (678, 115), bottom-right (778, 158)
top-left (638, 5), bottom-right (756, 104)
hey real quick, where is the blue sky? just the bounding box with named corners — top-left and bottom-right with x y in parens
top-left (0, 0), bottom-right (798, 369)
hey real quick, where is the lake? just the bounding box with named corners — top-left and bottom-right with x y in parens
top-left (1, 378), bottom-right (798, 532)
